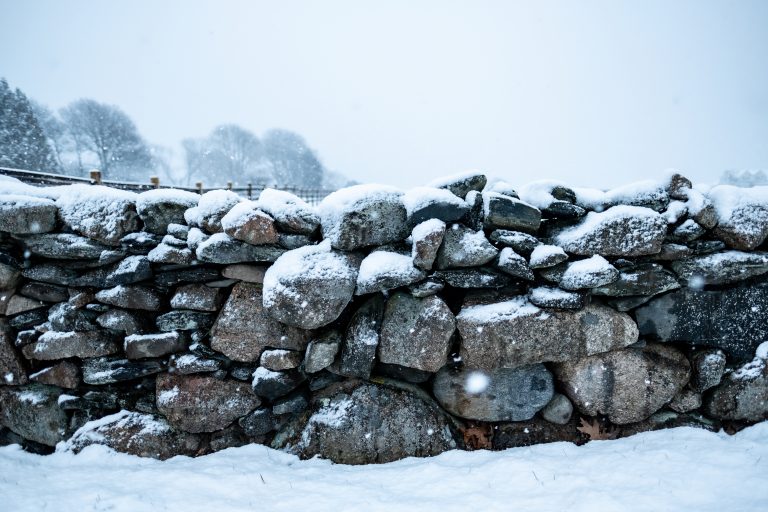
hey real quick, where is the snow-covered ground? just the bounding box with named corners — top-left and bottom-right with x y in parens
top-left (1, 423), bottom-right (767, 512)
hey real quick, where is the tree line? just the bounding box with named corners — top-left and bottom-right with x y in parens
top-left (0, 78), bottom-right (351, 189)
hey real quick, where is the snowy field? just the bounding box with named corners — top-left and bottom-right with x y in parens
top-left (1, 423), bottom-right (766, 512)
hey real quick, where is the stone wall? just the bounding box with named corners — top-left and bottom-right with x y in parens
top-left (0, 172), bottom-right (767, 464)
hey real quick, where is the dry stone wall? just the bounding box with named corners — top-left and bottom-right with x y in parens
top-left (1, 172), bottom-right (767, 464)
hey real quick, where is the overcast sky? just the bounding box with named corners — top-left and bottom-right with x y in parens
top-left (1, 0), bottom-right (767, 189)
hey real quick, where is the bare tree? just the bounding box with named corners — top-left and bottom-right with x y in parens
top-left (183, 124), bottom-right (269, 186)
top-left (262, 129), bottom-right (324, 187)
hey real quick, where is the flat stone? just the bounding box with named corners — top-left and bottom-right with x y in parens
top-left (170, 353), bottom-right (224, 375)
top-left (263, 242), bottom-right (359, 329)
top-left (433, 364), bottom-right (553, 422)
top-left (482, 192), bottom-right (541, 233)
top-left (592, 263), bottom-right (680, 297)
top-left (82, 357), bottom-right (164, 384)
top-left (654, 243), bottom-right (693, 261)
top-left (495, 247), bottom-right (534, 280)
top-left (238, 408), bottom-right (276, 436)
top-left (170, 284), bottom-right (223, 312)
top-left (339, 295), bottom-right (384, 379)
top-left (154, 267), bottom-right (221, 287)
top-left (183, 189), bottom-right (242, 233)
top-left (8, 309), bottom-right (48, 330)
top-left (489, 230), bottom-right (541, 255)
top-left (5, 295), bottom-right (47, 316)
top-left (429, 171), bottom-right (487, 199)
top-left (120, 232), bottom-right (161, 254)
top-left (260, 349), bottom-right (303, 371)
top-left (457, 298), bottom-right (638, 370)
top-left (210, 282), bottom-right (310, 362)
top-left (403, 187), bottom-right (470, 227)
top-left (0, 195), bottom-right (57, 234)
top-left (0, 260), bottom-right (21, 290)
top-left (56, 185), bottom-right (140, 245)
top-left (157, 373), bottom-right (261, 433)
top-left (275, 381), bottom-right (457, 464)
top-left (196, 233), bottom-right (285, 264)
top-left (671, 251), bottom-right (768, 286)
top-left (272, 392), bottom-right (309, 415)
top-left (124, 331), bottom-right (187, 359)
top-left (529, 244), bottom-right (568, 269)
top-left (156, 310), bottom-right (215, 331)
top-left (104, 255), bottom-right (152, 286)
top-left (432, 268), bottom-right (513, 289)
top-left (251, 367), bottom-right (306, 400)
top-left (221, 264), bottom-right (267, 283)
top-left (304, 331), bottom-right (341, 374)
top-left (436, 225), bottom-right (498, 269)
top-left (0, 384), bottom-right (68, 446)
top-left (20, 233), bottom-right (110, 259)
top-left (96, 309), bottom-right (148, 335)
top-left (408, 279), bottom-right (445, 297)
top-left (355, 251), bottom-right (426, 295)
top-left (318, 185), bottom-right (408, 251)
top-left (147, 244), bottom-right (193, 265)
top-left (528, 286), bottom-right (585, 309)
top-left (559, 255), bottom-right (619, 290)
top-left (96, 285), bottom-right (162, 311)
top-left (635, 282), bottom-right (768, 360)
top-left (22, 330), bottom-right (120, 360)
top-left (411, 219), bottom-right (446, 271)
top-left (554, 343), bottom-right (690, 424)
top-left (379, 293), bottom-right (455, 373)
top-left (256, 188), bottom-right (321, 235)
top-left (136, 189), bottom-right (200, 234)
top-left (65, 410), bottom-right (202, 459)
top-left (19, 282), bottom-right (67, 303)
top-left (29, 361), bottom-right (79, 389)
top-left (278, 233), bottom-right (313, 250)
top-left (47, 302), bottom-right (99, 332)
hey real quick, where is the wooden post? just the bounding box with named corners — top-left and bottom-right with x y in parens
top-left (247, 183), bottom-right (253, 199)
top-left (89, 169), bottom-right (102, 184)
top-left (195, 181), bottom-right (203, 194)
top-left (227, 181), bottom-right (233, 191)
top-left (149, 176), bottom-right (160, 189)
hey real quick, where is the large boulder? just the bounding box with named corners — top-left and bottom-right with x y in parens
top-left (456, 298), bottom-right (638, 369)
top-left (0, 384), bottom-right (69, 446)
top-left (0, 195), bottom-right (57, 234)
top-left (432, 364), bottom-right (553, 421)
top-left (554, 205), bottom-right (667, 257)
top-left (553, 343), bottom-right (690, 424)
top-left (64, 410), bottom-right (202, 459)
top-left (156, 373), bottom-right (261, 433)
top-left (635, 281), bottom-right (768, 360)
top-left (274, 382), bottom-right (457, 464)
top-left (135, 189), bottom-right (200, 234)
top-left (378, 293), bottom-right (455, 373)
top-left (210, 282), bottom-right (310, 362)
top-left (263, 241), bottom-right (360, 329)
top-left (708, 185), bottom-right (768, 250)
top-left (22, 330), bottom-right (120, 360)
top-left (318, 184), bottom-right (408, 250)
top-left (55, 185), bottom-right (140, 245)
top-left (670, 251), bottom-right (768, 286)
top-left (592, 263), bottom-right (680, 297)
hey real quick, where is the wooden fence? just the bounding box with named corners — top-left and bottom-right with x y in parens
top-left (0, 167), bottom-right (335, 205)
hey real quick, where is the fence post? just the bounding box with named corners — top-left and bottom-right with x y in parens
top-left (149, 176), bottom-right (160, 189)
top-left (195, 182), bottom-right (203, 195)
top-left (227, 181), bottom-right (233, 191)
top-left (89, 170), bottom-right (102, 185)
top-left (247, 183), bottom-right (253, 199)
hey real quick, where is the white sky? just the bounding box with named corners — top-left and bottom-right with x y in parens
top-left (1, 0), bottom-right (767, 188)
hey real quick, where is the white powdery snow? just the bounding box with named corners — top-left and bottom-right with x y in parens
top-left (457, 296), bottom-right (549, 323)
top-left (401, 187), bottom-right (467, 216)
top-left (559, 255), bottom-right (617, 290)
top-left (555, 205), bottom-right (664, 252)
top-left (529, 286), bottom-right (579, 302)
top-left (707, 185), bottom-right (768, 223)
top-left (256, 188), bottom-right (316, 220)
top-left (518, 180), bottom-right (568, 209)
top-left (529, 244), bottom-right (567, 267)
top-left (318, 184), bottom-right (403, 239)
top-left (55, 184), bottom-right (137, 238)
top-left (356, 251), bottom-right (425, 292)
top-left (573, 180), bottom-right (667, 211)
top-left (135, 188), bottom-right (199, 211)
top-left (1, 423), bottom-right (767, 511)
top-left (464, 371), bottom-right (490, 394)
top-left (427, 170), bottom-right (484, 189)
top-left (183, 190), bottom-right (242, 228)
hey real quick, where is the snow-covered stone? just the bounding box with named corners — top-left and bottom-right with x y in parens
top-left (195, 233), bottom-right (285, 264)
top-left (55, 185), bottom-right (140, 246)
top-left (21, 330), bottom-right (120, 360)
top-left (559, 255), bottom-right (619, 290)
top-left (318, 184), bottom-right (408, 250)
top-left (495, 247), bottom-right (534, 281)
top-left (528, 286), bottom-right (585, 309)
top-left (251, 367), bottom-right (306, 400)
top-left (554, 205), bottom-right (667, 257)
top-left (96, 285), bottom-right (162, 311)
top-left (0, 194), bottom-right (57, 234)
top-left (379, 293), bottom-right (455, 373)
top-left (428, 170), bottom-right (487, 199)
top-left (482, 192), bottom-right (541, 232)
top-left (148, 243), bottom-right (193, 265)
top-left (170, 284), bottom-right (223, 312)
top-left (256, 188), bottom-right (320, 235)
top-left (95, 309), bottom-right (147, 335)
top-left (303, 331), bottom-right (341, 374)
top-left (435, 224), bottom-right (498, 269)
top-left (411, 219), bottom-right (446, 271)
top-left (259, 349), bottom-right (303, 371)
top-left (591, 263), bottom-right (680, 297)
top-left (124, 331), bottom-right (187, 359)
top-left (19, 233), bottom-right (110, 260)
top-left (690, 349), bottom-right (727, 393)
top-left (82, 357), bottom-right (164, 385)
top-left (573, 180), bottom-right (670, 212)
top-left (402, 187), bottom-right (469, 227)
top-left (432, 364), bottom-right (553, 422)
top-left (104, 255), bottom-right (152, 286)
top-left (221, 201), bottom-right (279, 245)
top-left (183, 189), bottom-right (242, 234)
top-left (263, 241), bottom-right (359, 329)
top-left (671, 251), bottom-right (768, 286)
top-left (135, 189), bottom-right (200, 235)
top-left (457, 299), bottom-right (638, 369)
top-left (338, 295), bottom-right (384, 379)
top-left (0, 384), bottom-right (68, 446)
top-left (708, 185), bottom-right (768, 250)
top-left (355, 251), bottom-right (426, 295)
top-left (489, 229), bottom-right (541, 255)
top-left (529, 244), bottom-right (568, 269)
top-left (703, 342), bottom-right (768, 421)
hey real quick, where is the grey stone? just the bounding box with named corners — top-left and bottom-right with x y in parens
top-left (339, 295), bottom-right (384, 379)
top-left (411, 219), bottom-right (446, 271)
top-left (183, 190), bottom-right (241, 233)
top-left (319, 186), bottom-right (408, 251)
top-left (461, 190), bottom-right (484, 230)
top-left (433, 364), bottom-right (554, 422)
top-left (147, 244), bottom-right (193, 265)
top-left (0, 326), bottom-right (27, 385)
top-left (8, 309), bottom-right (48, 329)
top-left (154, 267), bottom-right (221, 287)
top-left (278, 233), bottom-right (313, 250)
top-left (408, 279), bottom-right (445, 297)
top-left (276, 381), bottom-right (457, 464)
top-left (403, 187), bottom-right (470, 227)
top-left (251, 367), bottom-right (306, 400)
top-left (29, 361), bottom-right (79, 389)
top-left (528, 286), bottom-right (585, 309)
top-left (355, 251), bottom-right (426, 295)
top-left (690, 349), bottom-right (727, 392)
top-left (691, 240), bottom-right (726, 255)
top-left (96, 285), bottom-right (163, 311)
top-left (221, 264), bottom-right (267, 283)
top-left (711, 192), bottom-right (768, 250)
top-left (170, 284), bottom-right (223, 312)
top-left (120, 232), bottom-right (161, 255)
top-left (0, 260), bottom-right (21, 289)
top-left (375, 362), bottom-right (432, 383)
top-left (436, 225), bottom-right (498, 269)
top-left (668, 387), bottom-right (702, 413)
top-left (0, 196), bottom-right (57, 234)
top-left (256, 188), bottom-right (320, 235)
top-left (559, 256), bottom-right (619, 290)
top-left (543, 201), bottom-right (586, 219)
top-left (47, 302), bottom-right (99, 332)
top-left (272, 392), bottom-right (309, 415)
top-left (457, 300), bottom-right (638, 370)
top-left (96, 309), bottom-right (147, 335)
top-left (19, 282), bottom-right (68, 303)
top-left (210, 282), bottom-right (310, 362)
top-left (431, 171), bottom-right (487, 199)
top-left (669, 219), bottom-right (705, 243)
top-left (124, 331), bottom-right (187, 359)
top-left (541, 393), bottom-right (574, 425)
top-left (262, 243), bottom-right (359, 329)
top-left (554, 206), bottom-right (667, 257)
top-left (196, 233), bottom-right (285, 264)
top-left (104, 255), bottom-right (152, 286)
top-left (238, 408), bottom-right (276, 436)
top-left (304, 331), bottom-right (341, 373)
top-left (703, 357), bottom-right (768, 421)
top-left (432, 268), bottom-right (513, 289)
top-left (170, 353), bottom-right (224, 374)
top-left (65, 410), bottom-right (201, 459)
top-left (654, 243), bottom-right (693, 261)
top-left (554, 343), bottom-right (690, 424)
top-left (22, 330), bottom-right (120, 360)
top-left (528, 244), bottom-right (568, 269)
top-left (635, 282), bottom-right (768, 360)
top-left (260, 349), bottom-right (303, 371)
top-left (167, 223), bottom-right (189, 239)
top-left (82, 357), bottom-right (164, 385)
top-left (379, 293), bottom-right (455, 373)
top-left (222, 203), bottom-right (279, 245)
top-left (592, 263), bottom-right (680, 297)
top-left (157, 373), bottom-right (261, 433)
top-left (56, 186), bottom-right (140, 245)
top-left (489, 230), bottom-right (541, 255)
top-left (20, 233), bottom-right (109, 259)
top-left (21, 264), bottom-right (78, 286)
top-left (482, 193), bottom-right (542, 233)
top-left (671, 251), bottom-right (768, 286)
top-left (0, 384), bottom-right (68, 446)
top-left (495, 247), bottom-right (534, 280)
top-left (156, 310), bottom-right (215, 331)
top-left (136, 189), bottom-right (200, 234)
top-left (5, 294), bottom-right (47, 316)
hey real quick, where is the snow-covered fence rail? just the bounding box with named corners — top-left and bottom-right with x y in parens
top-left (0, 170), bottom-right (767, 463)
top-left (0, 167), bottom-right (335, 205)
